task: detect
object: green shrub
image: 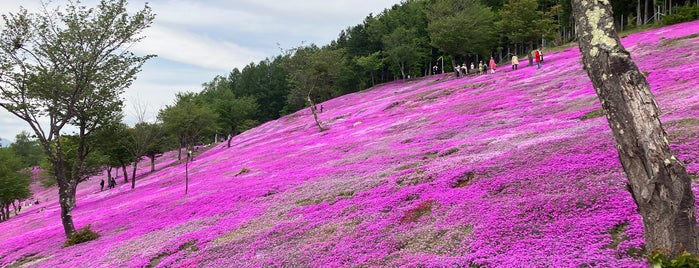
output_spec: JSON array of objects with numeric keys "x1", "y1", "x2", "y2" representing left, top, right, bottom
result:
[
  {"x1": 63, "y1": 225, "x2": 99, "y2": 247},
  {"x1": 235, "y1": 167, "x2": 250, "y2": 176},
  {"x1": 648, "y1": 251, "x2": 699, "y2": 268},
  {"x1": 664, "y1": 3, "x2": 699, "y2": 25}
]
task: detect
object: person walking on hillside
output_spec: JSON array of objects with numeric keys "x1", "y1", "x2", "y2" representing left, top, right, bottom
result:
[
  {"x1": 489, "y1": 57, "x2": 497, "y2": 74},
  {"x1": 100, "y1": 179, "x2": 105, "y2": 191},
  {"x1": 511, "y1": 54, "x2": 519, "y2": 70},
  {"x1": 535, "y1": 47, "x2": 543, "y2": 69}
]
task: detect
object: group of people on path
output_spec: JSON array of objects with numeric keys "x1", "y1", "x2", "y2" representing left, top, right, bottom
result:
[
  {"x1": 511, "y1": 47, "x2": 544, "y2": 70},
  {"x1": 450, "y1": 47, "x2": 544, "y2": 78},
  {"x1": 453, "y1": 56, "x2": 499, "y2": 77}
]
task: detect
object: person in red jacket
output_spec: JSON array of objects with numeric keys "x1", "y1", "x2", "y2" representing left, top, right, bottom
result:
[
  {"x1": 535, "y1": 47, "x2": 543, "y2": 69},
  {"x1": 489, "y1": 57, "x2": 497, "y2": 74}
]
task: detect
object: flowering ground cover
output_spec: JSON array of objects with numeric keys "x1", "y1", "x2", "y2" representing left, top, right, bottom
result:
[{"x1": 1, "y1": 21, "x2": 699, "y2": 267}]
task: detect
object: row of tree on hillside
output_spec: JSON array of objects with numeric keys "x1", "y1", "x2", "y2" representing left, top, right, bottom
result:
[{"x1": 196, "y1": 0, "x2": 699, "y2": 129}]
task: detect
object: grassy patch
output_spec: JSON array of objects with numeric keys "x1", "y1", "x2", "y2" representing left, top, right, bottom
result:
[
  {"x1": 396, "y1": 173, "x2": 434, "y2": 187},
  {"x1": 436, "y1": 131, "x2": 458, "y2": 140},
  {"x1": 666, "y1": 117, "x2": 699, "y2": 128},
  {"x1": 6, "y1": 253, "x2": 46, "y2": 268},
  {"x1": 177, "y1": 240, "x2": 199, "y2": 252},
  {"x1": 385, "y1": 100, "x2": 405, "y2": 110},
  {"x1": 452, "y1": 171, "x2": 475, "y2": 188},
  {"x1": 296, "y1": 197, "x2": 324, "y2": 206},
  {"x1": 660, "y1": 33, "x2": 699, "y2": 47},
  {"x1": 147, "y1": 252, "x2": 171, "y2": 268},
  {"x1": 439, "y1": 147, "x2": 460, "y2": 157},
  {"x1": 148, "y1": 240, "x2": 199, "y2": 267},
  {"x1": 396, "y1": 224, "x2": 473, "y2": 256},
  {"x1": 606, "y1": 221, "x2": 630, "y2": 251},
  {"x1": 580, "y1": 108, "x2": 605, "y2": 121},
  {"x1": 395, "y1": 162, "x2": 420, "y2": 171},
  {"x1": 422, "y1": 150, "x2": 439, "y2": 160}
]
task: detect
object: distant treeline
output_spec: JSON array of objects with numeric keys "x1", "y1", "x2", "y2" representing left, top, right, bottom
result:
[{"x1": 193, "y1": 0, "x2": 698, "y2": 130}]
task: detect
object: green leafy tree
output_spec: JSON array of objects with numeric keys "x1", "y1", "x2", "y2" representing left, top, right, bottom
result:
[
  {"x1": 10, "y1": 131, "x2": 44, "y2": 167},
  {"x1": 125, "y1": 122, "x2": 161, "y2": 189},
  {"x1": 354, "y1": 51, "x2": 384, "y2": 86},
  {"x1": 0, "y1": 0, "x2": 155, "y2": 237},
  {"x1": 92, "y1": 122, "x2": 132, "y2": 184},
  {"x1": 159, "y1": 92, "x2": 218, "y2": 160},
  {"x1": 200, "y1": 85, "x2": 259, "y2": 147},
  {"x1": 368, "y1": 0, "x2": 430, "y2": 79},
  {"x1": 0, "y1": 148, "x2": 31, "y2": 222},
  {"x1": 427, "y1": 0, "x2": 499, "y2": 72},
  {"x1": 499, "y1": 0, "x2": 558, "y2": 50},
  {"x1": 281, "y1": 45, "x2": 349, "y2": 131},
  {"x1": 383, "y1": 26, "x2": 430, "y2": 79}
]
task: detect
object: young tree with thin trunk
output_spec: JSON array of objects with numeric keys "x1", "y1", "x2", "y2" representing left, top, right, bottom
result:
[
  {"x1": 0, "y1": 0, "x2": 155, "y2": 238},
  {"x1": 572, "y1": 0, "x2": 698, "y2": 258}
]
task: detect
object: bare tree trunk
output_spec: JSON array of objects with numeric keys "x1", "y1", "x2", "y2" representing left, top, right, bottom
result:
[
  {"x1": 149, "y1": 156, "x2": 155, "y2": 172},
  {"x1": 120, "y1": 162, "x2": 129, "y2": 183},
  {"x1": 572, "y1": 0, "x2": 699, "y2": 258},
  {"x1": 637, "y1": 0, "x2": 642, "y2": 25},
  {"x1": 177, "y1": 138, "x2": 183, "y2": 161},
  {"x1": 53, "y1": 158, "x2": 77, "y2": 238},
  {"x1": 131, "y1": 160, "x2": 139, "y2": 189},
  {"x1": 307, "y1": 93, "x2": 326, "y2": 132},
  {"x1": 227, "y1": 126, "x2": 237, "y2": 148},
  {"x1": 645, "y1": 0, "x2": 651, "y2": 23}
]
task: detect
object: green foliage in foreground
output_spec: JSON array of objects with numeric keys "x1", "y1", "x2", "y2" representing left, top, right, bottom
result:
[
  {"x1": 63, "y1": 225, "x2": 99, "y2": 248},
  {"x1": 649, "y1": 250, "x2": 699, "y2": 267}
]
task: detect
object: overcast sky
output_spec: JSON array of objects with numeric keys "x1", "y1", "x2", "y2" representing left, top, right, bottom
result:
[{"x1": 0, "y1": 0, "x2": 402, "y2": 144}]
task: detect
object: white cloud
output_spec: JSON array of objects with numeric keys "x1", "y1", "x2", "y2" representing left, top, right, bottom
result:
[{"x1": 132, "y1": 24, "x2": 269, "y2": 71}]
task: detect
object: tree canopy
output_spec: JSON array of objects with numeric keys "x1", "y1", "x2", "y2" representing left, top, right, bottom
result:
[
  {"x1": 0, "y1": 0, "x2": 155, "y2": 238},
  {"x1": 0, "y1": 147, "x2": 31, "y2": 222}
]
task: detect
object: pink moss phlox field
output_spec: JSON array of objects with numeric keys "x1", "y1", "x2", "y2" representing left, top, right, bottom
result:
[{"x1": 2, "y1": 21, "x2": 699, "y2": 267}]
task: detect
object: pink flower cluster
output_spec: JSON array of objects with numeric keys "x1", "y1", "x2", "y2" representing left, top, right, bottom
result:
[{"x1": 1, "y1": 20, "x2": 699, "y2": 267}]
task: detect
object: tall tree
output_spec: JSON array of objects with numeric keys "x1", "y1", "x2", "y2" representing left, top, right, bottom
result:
[
  {"x1": 200, "y1": 86, "x2": 259, "y2": 148},
  {"x1": 125, "y1": 122, "x2": 160, "y2": 189},
  {"x1": 0, "y1": 0, "x2": 155, "y2": 238},
  {"x1": 499, "y1": 0, "x2": 558, "y2": 50},
  {"x1": 92, "y1": 122, "x2": 132, "y2": 184},
  {"x1": 572, "y1": 0, "x2": 698, "y2": 258},
  {"x1": 158, "y1": 92, "x2": 218, "y2": 160},
  {"x1": 354, "y1": 51, "x2": 384, "y2": 86},
  {"x1": 427, "y1": 0, "x2": 498, "y2": 72},
  {"x1": 367, "y1": 0, "x2": 431, "y2": 79},
  {"x1": 281, "y1": 44, "x2": 350, "y2": 131}
]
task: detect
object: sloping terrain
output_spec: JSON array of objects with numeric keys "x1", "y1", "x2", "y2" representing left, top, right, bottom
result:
[{"x1": 2, "y1": 21, "x2": 699, "y2": 267}]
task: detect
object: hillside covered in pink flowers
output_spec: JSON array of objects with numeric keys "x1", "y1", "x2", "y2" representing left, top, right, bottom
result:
[{"x1": 2, "y1": 21, "x2": 699, "y2": 267}]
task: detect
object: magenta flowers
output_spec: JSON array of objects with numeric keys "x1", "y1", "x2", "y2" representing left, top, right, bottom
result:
[{"x1": 2, "y1": 20, "x2": 699, "y2": 267}]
